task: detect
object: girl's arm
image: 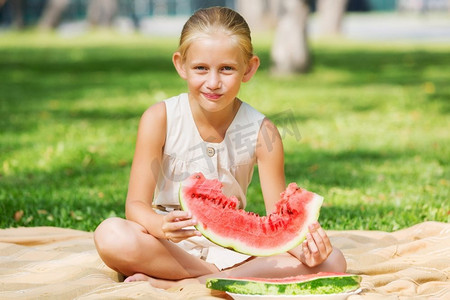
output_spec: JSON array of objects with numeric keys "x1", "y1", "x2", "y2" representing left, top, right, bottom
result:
[
  {"x1": 255, "y1": 118, "x2": 332, "y2": 267},
  {"x1": 125, "y1": 102, "x2": 199, "y2": 242},
  {"x1": 125, "y1": 102, "x2": 167, "y2": 238},
  {"x1": 255, "y1": 118, "x2": 286, "y2": 213}
]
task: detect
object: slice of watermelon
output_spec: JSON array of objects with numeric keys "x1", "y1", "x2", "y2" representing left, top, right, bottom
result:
[
  {"x1": 179, "y1": 173, "x2": 323, "y2": 256},
  {"x1": 206, "y1": 272, "x2": 361, "y2": 295}
]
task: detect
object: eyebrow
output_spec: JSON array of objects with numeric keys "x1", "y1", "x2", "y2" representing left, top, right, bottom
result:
[{"x1": 189, "y1": 60, "x2": 240, "y2": 66}]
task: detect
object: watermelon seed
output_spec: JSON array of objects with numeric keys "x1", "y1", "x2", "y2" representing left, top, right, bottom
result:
[{"x1": 246, "y1": 211, "x2": 260, "y2": 217}]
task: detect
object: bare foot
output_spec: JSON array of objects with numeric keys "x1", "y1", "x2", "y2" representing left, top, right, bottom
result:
[
  {"x1": 124, "y1": 273, "x2": 200, "y2": 289},
  {"x1": 124, "y1": 273, "x2": 152, "y2": 283}
]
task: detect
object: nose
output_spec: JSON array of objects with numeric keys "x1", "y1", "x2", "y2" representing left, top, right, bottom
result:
[{"x1": 206, "y1": 71, "x2": 221, "y2": 90}]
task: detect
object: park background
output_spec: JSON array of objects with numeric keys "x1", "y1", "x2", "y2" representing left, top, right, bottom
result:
[{"x1": 1, "y1": 0, "x2": 449, "y2": 232}]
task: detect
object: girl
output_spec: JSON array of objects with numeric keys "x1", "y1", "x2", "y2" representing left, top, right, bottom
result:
[{"x1": 94, "y1": 6, "x2": 346, "y2": 289}]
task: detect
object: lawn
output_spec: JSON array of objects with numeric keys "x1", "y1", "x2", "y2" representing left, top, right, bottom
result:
[{"x1": 0, "y1": 31, "x2": 449, "y2": 232}]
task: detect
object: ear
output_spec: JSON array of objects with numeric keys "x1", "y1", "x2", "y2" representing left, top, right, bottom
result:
[
  {"x1": 172, "y1": 52, "x2": 187, "y2": 80},
  {"x1": 242, "y1": 55, "x2": 260, "y2": 83}
]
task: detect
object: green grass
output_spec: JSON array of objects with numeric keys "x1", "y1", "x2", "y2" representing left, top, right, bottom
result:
[{"x1": 1, "y1": 31, "x2": 449, "y2": 232}]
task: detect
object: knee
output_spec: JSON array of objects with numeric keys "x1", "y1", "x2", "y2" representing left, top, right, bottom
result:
[
  {"x1": 94, "y1": 217, "x2": 129, "y2": 257},
  {"x1": 327, "y1": 248, "x2": 347, "y2": 273}
]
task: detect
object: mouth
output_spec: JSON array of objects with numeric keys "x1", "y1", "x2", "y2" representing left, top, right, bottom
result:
[{"x1": 202, "y1": 92, "x2": 222, "y2": 100}]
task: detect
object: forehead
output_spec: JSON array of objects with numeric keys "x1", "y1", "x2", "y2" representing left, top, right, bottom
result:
[{"x1": 185, "y1": 33, "x2": 245, "y2": 63}]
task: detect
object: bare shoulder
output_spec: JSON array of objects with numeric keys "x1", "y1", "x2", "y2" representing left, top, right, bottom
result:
[
  {"x1": 140, "y1": 101, "x2": 166, "y2": 126},
  {"x1": 260, "y1": 117, "x2": 279, "y2": 134},
  {"x1": 257, "y1": 117, "x2": 283, "y2": 156},
  {"x1": 137, "y1": 101, "x2": 167, "y2": 146}
]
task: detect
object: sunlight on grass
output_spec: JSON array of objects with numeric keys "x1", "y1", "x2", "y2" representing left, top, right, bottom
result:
[{"x1": 1, "y1": 32, "x2": 448, "y2": 231}]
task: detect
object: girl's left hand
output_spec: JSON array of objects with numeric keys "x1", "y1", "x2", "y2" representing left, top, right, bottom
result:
[{"x1": 298, "y1": 222, "x2": 333, "y2": 267}]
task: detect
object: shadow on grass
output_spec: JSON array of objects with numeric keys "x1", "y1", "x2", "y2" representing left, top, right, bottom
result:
[
  {"x1": 249, "y1": 148, "x2": 404, "y2": 190},
  {"x1": 428, "y1": 89, "x2": 450, "y2": 113},
  {"x1": 258, "y1": 47, "x2": 450, "y2": 87},
  {"x1": 247, "y1": 146, "x2": 422, "y2": 209},
  {"x1": 2, "y1": 42, "x2": 449, "y2": 135},
  {"x1": 319, "y1": 204, "x2": 403, "y2": 231},
  {"x1": 0, "y1": 161, "x2": 130, "y2": 231},
  {"x1": 0, "y1": 46, "x2": 184, "y2": 135},
  {"x1": 0, "y1": 45, "x2": 178, "y2": 106},
  {"x1": 0, "y1": 46, "x2": 174, "y2": 73},
  {"x1": 245, "y1": 181, "x2": 418, "y2": 231},
  {"x1": 283, "y1": 148, "x2": 398, "y2": 188}
]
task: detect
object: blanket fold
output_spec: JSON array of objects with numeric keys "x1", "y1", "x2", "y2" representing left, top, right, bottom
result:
[{"x1": 1, "y1": 222, "x2": 449, "y2": 299}]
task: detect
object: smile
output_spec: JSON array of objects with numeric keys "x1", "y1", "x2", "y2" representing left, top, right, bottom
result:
[{"x1": 202, "y1": 93, "x2": 222, "y2": 100}]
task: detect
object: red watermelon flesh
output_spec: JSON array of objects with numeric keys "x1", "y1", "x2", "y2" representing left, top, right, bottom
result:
[
  {"x1": 206, "y1": 272, "x2": 362, "y2": 295},
  {"x1": 179, "y1": 173, "x2": 323, "y2": 256}
]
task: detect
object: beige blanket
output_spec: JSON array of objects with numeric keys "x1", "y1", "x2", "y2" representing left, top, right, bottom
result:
[{"x1": 0, "y1": 221, "x2": 449, "y2": 299}]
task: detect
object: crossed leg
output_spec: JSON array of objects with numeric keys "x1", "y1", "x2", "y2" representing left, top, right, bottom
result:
[
  {"x1": 94, "y1": 217, "x2": 218, "y2": 281},
  {"x1": 94, "y1": 217, "x2": 346, "y2": 289}
]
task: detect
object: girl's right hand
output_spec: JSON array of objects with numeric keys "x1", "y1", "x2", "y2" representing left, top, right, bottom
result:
[{"x1": 161, "y1": 211, "x2": 201, "y2": 243}]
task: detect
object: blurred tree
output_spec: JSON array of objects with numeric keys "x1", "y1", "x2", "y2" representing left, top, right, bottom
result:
[
  {"x1": 10, "y1": 0, "x2": 24, "y2": 29},
  {"x1": 270, "y1": 0, "x2": 348, "y2": 74},
  {"x1": 87, "y1": 0, "x2": 118, "y2": 28},
  {"x1": 271, "y1": 0, "x2": 310, "y2": 74},
  {"x1": 38, "y1": 0, "x2": 70, "y2": 30},
  {"x1": 237, "y1": 0, "x2": 280, "y2": 30},
  {"x1": 236, "y1": 0, "x2": 266, "y2": 30},
  {"x1": 316, "y1": 0, "x2": 348, "y2": 36}
]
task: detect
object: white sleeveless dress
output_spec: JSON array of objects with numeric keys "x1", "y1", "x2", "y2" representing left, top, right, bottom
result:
[{"x1": 154, "y1": 93, "x2": 265, "y2": 270}]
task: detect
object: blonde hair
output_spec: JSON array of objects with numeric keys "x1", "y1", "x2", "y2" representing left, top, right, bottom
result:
[{"x1": 178, "y1": 6, "x2": 254, "y2": 63}]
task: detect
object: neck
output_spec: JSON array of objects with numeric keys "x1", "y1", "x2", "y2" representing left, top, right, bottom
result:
[{"x1": 189, "y1": 96, "x2": 241, "y2": 143}]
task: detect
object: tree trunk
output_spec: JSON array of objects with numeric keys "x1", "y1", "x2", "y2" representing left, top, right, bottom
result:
[
  {"x1": 87, "y1": 0, "x2": 118, "y2": 28},
  {"x1": 38, "y1": 0, "x2": 70, "y2": 30},
  {"x1": 236, "y1": 0, "x2": 279, "y2": 31},
  {"x1": 11, "y1": 0, "x2": 24, "y2": 29},
  {"x1": 271, "y1": 0, "x2": 310, "y2": 75},
  {"x1": 316, "y1": 0, "x2": 348, "y2": 37}
]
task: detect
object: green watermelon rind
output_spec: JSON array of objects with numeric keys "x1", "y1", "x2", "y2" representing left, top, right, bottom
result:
[
  {"x1": 178, "y1": 178, "x2": 323, "y2": 257},
  {"x1": 206, "y1": 274, "x2": 361, "y2": 295}
]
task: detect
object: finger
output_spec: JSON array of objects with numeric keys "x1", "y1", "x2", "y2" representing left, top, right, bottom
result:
[
  {"x1": 175, "y1": 228, "x2": 201, "y2": 237},
  {"x1": 166, "y1": 228, "x2": 201, "y2": 242},
  {"x1": 302, "y1": 240, "x2": 311, "y2": 262},
  {"x1": 302, "y1": 239, "x2": 320, "y2": 267},
  {"x1": 306, "y1": 232, "x2": 319, "y2": 255},
  {"x1": 162, "y1": 218, "x2": 197, "y2": 232},
  {"x1": 316, "y1": 224, "x2": 333, "y2": 255},
  {"x1": 163, "y1": 211, "x2": 196, "y2": 227},
  {"x1": 309, "y1": 224, "x2": 327, "y2": 255},
  {"x1": 165, "y1": 210, "x2": 192, "y2": 222}
]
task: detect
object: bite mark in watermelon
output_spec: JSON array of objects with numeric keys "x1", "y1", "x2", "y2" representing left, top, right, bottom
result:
[
  {"x1": 206, "y1": 272, "x2": 361, "y2": 295},
  {"x1": 179, "y1": 173, "x2": 323, "y2": 256}
]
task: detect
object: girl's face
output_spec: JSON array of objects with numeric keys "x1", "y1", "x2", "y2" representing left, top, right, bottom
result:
[{"x1": 173, "y1": 33, "x2": 259, "y2": 113}]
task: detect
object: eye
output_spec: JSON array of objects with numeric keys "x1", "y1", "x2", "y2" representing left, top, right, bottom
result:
[
  {"x1": 194, "y1": 66, "x2": 207, "y2": 71},
  {"x1": 221, "y1": 66, "x2": 235, "y2": 73}
]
